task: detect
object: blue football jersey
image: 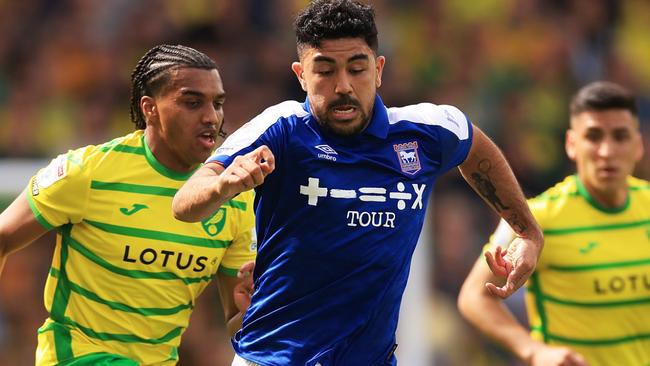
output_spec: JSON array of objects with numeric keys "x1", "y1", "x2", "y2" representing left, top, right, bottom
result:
[{"x1": 208, "y1": 95, "x2": 472, "y2": 366}]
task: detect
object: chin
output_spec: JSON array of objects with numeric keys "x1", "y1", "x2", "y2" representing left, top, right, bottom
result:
[{"x1": 325, "y1": 120, "x2": 367, "y2": 136}]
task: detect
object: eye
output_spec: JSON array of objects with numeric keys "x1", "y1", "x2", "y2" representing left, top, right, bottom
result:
[
  {"x1": 349, "y1": 68, "x2": 366, "y2": 75},
  {"x1": 613, "y1": 130, "x2": 631, "y2": 142},
  {"x1": 584, "y1": 130, "x2": 603, "y2": 142},
  {"x1": 185, "y1": 100, "x2": 201, "y2": 109},
  {"x1": 316, "y1": 70, "x2": 333, "y2": 76}
]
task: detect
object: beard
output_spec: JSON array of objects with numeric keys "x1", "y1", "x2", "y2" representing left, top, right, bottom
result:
[{"x1": 314, "y1": 95, "x2": 371, "y2": 136}]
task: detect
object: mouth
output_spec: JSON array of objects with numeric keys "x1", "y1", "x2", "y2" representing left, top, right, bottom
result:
[
  {"x1": 330, "y1": 105, "x2": 358, "y2": 121},
  {"x1": 597, "y1": 166, "x2": 619, "y2": 178},
  {"x1": 197, "y1": 131, "x2": 217, "y2": 149}
]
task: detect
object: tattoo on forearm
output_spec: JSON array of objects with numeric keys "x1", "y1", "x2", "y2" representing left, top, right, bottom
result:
[
  {"x1": 506, "y1": 213, "x2": 528, "y2": 235},
  {"x1": 471, "y1": 159, "x2": 510, "y2": 212}
]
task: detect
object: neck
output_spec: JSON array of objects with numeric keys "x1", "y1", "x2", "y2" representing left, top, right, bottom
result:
[
  {"x1": 581, "y1": 179, "x2": 628, "y2": 209},
  {"x1": 144, "y1": 129, "x2": 196, "y2": 173}
]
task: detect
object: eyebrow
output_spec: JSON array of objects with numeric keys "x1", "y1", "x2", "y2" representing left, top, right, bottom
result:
[
  {"x1": 313, "y1": 53, "x2": 370, "y2": 64},
  {"x1": 180, "y1": 89, "x2": 226, "y2": 99}
]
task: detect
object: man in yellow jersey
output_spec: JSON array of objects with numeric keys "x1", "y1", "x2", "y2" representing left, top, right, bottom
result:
[
  {"x1": 458, "y1": 81, "x2": 649, "y2": 366},
  {"x1": 0, "y1": 44, "x2": 256, "y2": 365}
]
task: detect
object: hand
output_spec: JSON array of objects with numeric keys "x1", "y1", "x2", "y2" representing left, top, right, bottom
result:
[
  {"x1": 530, "y1": 344, "x2": 589, "y2": 366},
  {"x1": 485, "y1": 235, "x2": 541, "y2": 298},
  {"x1": 217, "y1": 146, "x2": 275, "y2": 198},
  {"x1": 233, "y1": 261, "x2": 255, "y2": 313}
]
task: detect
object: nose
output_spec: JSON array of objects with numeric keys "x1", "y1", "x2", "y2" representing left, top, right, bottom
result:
[
  {"x1": 204, "y1": 104, "x2": 223, "y2": 126},
  {"x1": 334, "y1": 73, "x2": 353, "y2": 95},
  {"x1": 597, "y1": 137, "x2": 614, "y2": 157}
]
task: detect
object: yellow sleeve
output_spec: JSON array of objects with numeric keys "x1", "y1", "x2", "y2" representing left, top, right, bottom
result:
[
  {"x1": 26, "y1": 148, "x2": 92, "y2": 229},
  {"x1": 218, "y1": 190, "x2": 257, "y2": 277}
]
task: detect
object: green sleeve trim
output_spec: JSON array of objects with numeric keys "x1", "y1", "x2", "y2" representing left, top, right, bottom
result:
[
  {"x1": 223, "y1": 200, "x2": 247, "y2": 211},
  {"x1": 218, "y1": 266, "x2": 239, "y2": 277},
  {"x1": 26, "y1": 189, "x2": 55, "y2": 230}
]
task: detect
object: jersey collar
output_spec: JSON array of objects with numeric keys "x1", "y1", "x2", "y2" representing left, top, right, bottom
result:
[
  {"x1": 302, "y1": 94, "x2": 389, "y2": 139},
  {"x1": 574, "y1": 175, "x2": 630, "y2": 214}
]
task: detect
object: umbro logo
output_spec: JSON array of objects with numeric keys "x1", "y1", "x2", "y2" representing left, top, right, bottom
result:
[
  {"x1": 315, "y1": 144, "x2": 337, "y2": 161},
  {"x1": 315, "y1": 144, "x2": 337, "y2": 155}
]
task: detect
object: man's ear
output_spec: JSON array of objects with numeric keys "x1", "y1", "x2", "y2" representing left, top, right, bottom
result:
[
  {"x1": 375, "y1": 56, "x2": 385, "y2": 88},
  {"x1": 565, "y1": 129, "x2": 577, "y2": 161},
  {"x1": 291, "y1": 62, "x2": 308, "y2": 92},
  {"x1": 140, "y1": 96, "x2": 158, "y2": 125}
]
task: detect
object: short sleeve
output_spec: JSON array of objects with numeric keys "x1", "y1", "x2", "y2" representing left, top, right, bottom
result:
[
  {"x1": 438, "y1": 105, "x2": 473, "y2": 172},
  {"x1": 218, "y1": 190, "x2": 257, "y2": 276},
  {"x1": 27, "y1": 149, "x2": 91, "y2": 229},
  {"x1": 207, "y1": 101, "x2": 306, "y2": 168}
]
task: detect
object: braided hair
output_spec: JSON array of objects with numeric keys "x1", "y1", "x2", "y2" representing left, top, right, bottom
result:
[{"x1": 129, "y1": 44, "x2": 218, "y2": 129}]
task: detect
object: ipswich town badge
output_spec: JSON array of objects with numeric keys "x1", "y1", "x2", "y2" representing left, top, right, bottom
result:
[{"x1": 394, "y1": 141, "x2": 421, "y2": 175}]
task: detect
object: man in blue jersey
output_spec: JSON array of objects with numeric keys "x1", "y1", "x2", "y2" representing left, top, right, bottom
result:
[{"x1": 173, "y1": 1, "x2": 543, "y2": 365}]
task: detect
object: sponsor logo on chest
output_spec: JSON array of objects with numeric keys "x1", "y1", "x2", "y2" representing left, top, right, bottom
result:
[{"x1": 299, "y1": 177, "x2": 426, "y2": 229}]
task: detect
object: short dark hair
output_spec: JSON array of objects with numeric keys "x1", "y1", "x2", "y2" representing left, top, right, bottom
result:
[
  {"x1": 294, "y1": 0, "x2": 378, "y2": 57},
  {"x1": 129, "y1": 44, "x2": 218, "y2": 129},
  {"x1": 570, "y1": 81, "x2": 638, "y2": 117}
]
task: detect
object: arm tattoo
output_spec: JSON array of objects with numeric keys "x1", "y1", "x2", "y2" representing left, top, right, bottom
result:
[
  {"x1": 470, "y1": 159, "x2": 510, "y2": 212},
  {"x1": 506, "y1": 213, "x2": 528, "y2": 235}
]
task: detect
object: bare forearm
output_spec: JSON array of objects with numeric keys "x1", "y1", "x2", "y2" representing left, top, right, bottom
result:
[
  {"x1": 172, "y1": 166, "x2": 230, "y2": 222},
  {"x1": 459, "y1": 127, "x2": 541, "y2": 241},
  {"x1": 226, "y1": 311, "x2": 244, "y2": 337},
  {"x1": 458, "y1": 262, "x2": 541, "y2": 362}
]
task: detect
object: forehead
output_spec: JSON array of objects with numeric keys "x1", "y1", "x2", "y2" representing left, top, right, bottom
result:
[
  {"x1": 163, "y1": 67, "x2": 224, "y2": 96},
  {"x1": 572, "y1": 109, "x2": 638, "y2": 131},
  {"x1": 302, "y1": 38, "x2": 375, "y2": 62}
]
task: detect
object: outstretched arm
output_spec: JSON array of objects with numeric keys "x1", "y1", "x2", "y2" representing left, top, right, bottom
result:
[
  {"x1": 458, "y1": 125, "x2": 543, "y2": 298},
  {"x1": 0, "y1": 191, "x2": 50, "y2": 276},
  {"x1": 458, "y1": 256, "x2": 589, "y2": 366},
  {"x1": 172, "y1": 146, "x2": 275, "y2": 222}
]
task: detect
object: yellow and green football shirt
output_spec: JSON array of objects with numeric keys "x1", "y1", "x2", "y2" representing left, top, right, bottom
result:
[
  {"x1": 489, "y1": 175, "x2": 650, "y2": 366},
  {"x1": 26, "y1": 130, "x2": 256, "y2": 366}
]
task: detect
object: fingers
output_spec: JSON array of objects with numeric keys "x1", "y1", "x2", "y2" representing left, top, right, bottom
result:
[
  {"x1": 484, "y1": 246, "x2": 515, "y2": 298},
  {"x1": 226, "y1": 145, "x2": 276, "y2": 191},
  {"x1": 566, "y1": 352, "x2": 589, "y2": 366},
  {"x1": 485, "y1": 281, "x2": 513, "y2": 298},
  {"x1": 238, "y1": 261, "x2": 255, "y2": 279},
  {"x1": 485, "y1": 246, "x2": 509, "y2": 278},
  {"x1": 248, "y1": 145, "x2": 275, "y2": 174}
]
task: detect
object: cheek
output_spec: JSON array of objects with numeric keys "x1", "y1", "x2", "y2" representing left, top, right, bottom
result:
[{"x1": 310, "y1": 94, "x2": 327, "y2": 109}]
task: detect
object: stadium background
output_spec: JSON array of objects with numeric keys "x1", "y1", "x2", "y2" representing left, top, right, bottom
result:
[{"x1": 0, "y1": 0, "x2": 649, "y2": 364}]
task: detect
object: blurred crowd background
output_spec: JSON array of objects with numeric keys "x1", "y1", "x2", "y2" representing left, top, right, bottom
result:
[{"x1": 1, "y1": 0, "x2": 649, "y2": 365}]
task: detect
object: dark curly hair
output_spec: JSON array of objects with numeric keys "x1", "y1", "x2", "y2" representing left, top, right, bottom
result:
[
  {"x1": 570, "y1": 81, "x2": 637, "y2": 117},
  {"x1": 129, "y1": 44, "x2": 218, "y2": 129},
  {"x1": 294, "y1": 0, "x2": 378, "y2": 57}
]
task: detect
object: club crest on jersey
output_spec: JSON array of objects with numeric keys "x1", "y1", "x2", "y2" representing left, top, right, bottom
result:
[
  {"x1": 201, "y1": 208, "x2": 227, "y2": 237},
  {"x1": 394, "y1": 141, "x2": 421, "y2": 175}
]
